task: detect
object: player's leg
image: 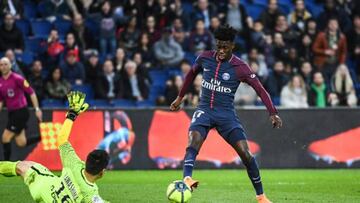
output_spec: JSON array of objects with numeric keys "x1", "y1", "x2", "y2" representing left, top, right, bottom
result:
[
  {"x1": 14, "y1": 129, "x2": 27, "y2": 147},
  {"x1": 2, "y1": 129, "x2": 15, "y2": 160},
  {"x1": 226, "y1": 129, "x2": 271, "y2": 202}
]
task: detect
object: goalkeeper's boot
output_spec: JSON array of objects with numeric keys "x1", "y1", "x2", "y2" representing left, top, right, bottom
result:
[
  {"x1": 256, "y1": 194, "x2": 272, "y2": 203},
  {"x1": 183, "y1": 176, "x2": 199, "y2": 192}
]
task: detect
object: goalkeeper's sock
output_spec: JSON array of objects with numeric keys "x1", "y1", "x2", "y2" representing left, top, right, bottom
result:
[
  {"x1": 3, "y1": 143, "x2": 11, "y2": 161},
  {"x1": 183, "y1": 147, "x2": 198, "y2": 178},
  {"x1": 244, "y1": 157, "x2": 263, "y2": 195},
  {"x1": 0, "y1": 161, "x2": 19, "y2": 177}
]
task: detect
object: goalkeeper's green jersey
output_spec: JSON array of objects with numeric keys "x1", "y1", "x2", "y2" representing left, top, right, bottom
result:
[{"x1": 57, "y1": 142, "x2": 105, "y2": 203}]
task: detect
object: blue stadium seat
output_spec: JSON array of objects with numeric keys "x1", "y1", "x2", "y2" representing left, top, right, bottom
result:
[
  {"x1": 184, "y1": 52, "x2": 196, "y2": 63},
  {"x1": 182, "y1": 2, "x2": 193, "y2": 14},
  {"x1": 85, "y1": 18, "x2": 99, "y2": 37},
  {"x1": 136, "y1": 100, "x2": 155, "y2": 108},
  {"x1": 41, "y1": 99, "x2": 65, "y2": 108},
  {"x1": 278, "y1": 0, "x2": 293, "y2": 7},
  {"x1": 149, "y1": 70, "x2": 168, "y2": 87},
  {"x1": 71, "y1": 84, "x2": 94, "y2": 99},
  {"x1": 25, "y1": 37, "x2": 47, "y2": 54},
  {"x1": 24, "y1": 3, "x2": 37, "y2": 19},
  {"x1": 15, "y1": 52, "x2": 34, "y2": 66},
  {"x1": 246, "y1": 4, "x2": 266, "y2": 20},
  {"x1": 306, "y1": 2, "x2": 323, "y2": 18},
  {"x1": 88, "y1": 99, "x2": 112, "y2": 108},
  {"x1": 149, "y1": 85, "x2": 166, "y2": 102},
  {"x1": 112, "y1": 99, "x2": 136, "y2": 108},
  {"x1": 31, "y1": 20, "x2": 53, "y2": 39},
  {"x1": 16, "y1": 19, "x2": 31, "y2": 37},
  {"x1": 278, "y1": 4, "x2": 293, "y2": 15},
  {"x1": 54, "y1": 20, "x2": 72, "y2": 39}
]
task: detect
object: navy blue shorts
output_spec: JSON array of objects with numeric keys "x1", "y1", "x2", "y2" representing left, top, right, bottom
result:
[{"x1": 189, "y1": 108, "x2": 247, "y2": 145}]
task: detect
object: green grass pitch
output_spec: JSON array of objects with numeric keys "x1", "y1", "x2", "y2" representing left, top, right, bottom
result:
[{"x1": 1, "y1": 169, "x2": 360, "y2": 202}]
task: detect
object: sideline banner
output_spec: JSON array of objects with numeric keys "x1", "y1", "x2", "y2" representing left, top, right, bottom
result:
[{"x1": 0, "y1": 109, "x2": 359, "y2": 169}]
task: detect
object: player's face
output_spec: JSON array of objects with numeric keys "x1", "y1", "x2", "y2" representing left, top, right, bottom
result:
[{"x1": 216, "y1": 40, "x2": 234, "y2": 61}]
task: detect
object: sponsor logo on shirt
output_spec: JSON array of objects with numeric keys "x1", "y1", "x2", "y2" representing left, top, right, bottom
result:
[
  {"x1": 7, "y1": 89, "x2": 14, "y2": 98},
  {"x1": 202, "y1": 78, "x2": 231, "y2": 93}
]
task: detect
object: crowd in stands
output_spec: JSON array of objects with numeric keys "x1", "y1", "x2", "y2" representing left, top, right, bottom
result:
[{"x1": 0, "y1": 0, "x2": 360, "y2": 108}]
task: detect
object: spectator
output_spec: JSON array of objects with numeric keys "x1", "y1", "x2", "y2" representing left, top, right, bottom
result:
[
  {"x1": 113, "y1": 47, "x2": 126, "y2": 75},
  {"x1": 84, "y1": 49, "x2": 101, "y2": 86},
  {"x1": 331, "y1": 64, "x2": 358, "y2": 106},
  {"x1": 284, "y1": 47, "x2": 301, "y2": 73},
  {"x1": 0, "y1": 13, "x2": 24, "y2": 53},
  {"x1": 186, "y1": 74, "x2": 202, "y2": 107},
  {"x1": 312, "y1": 18, "x2": 347, "y2": 81},
  {"x1": 45, "y1": 67, "x2": 71, "y2": 100},
  {"x1": 288, "y1": 0, "x2": 312, "y2": 33},
  {"x1": 47, "y1": 29, "x2": 64, "y2": 64},
  {"x1": 66, "y1": 0, "x2": 93, "y2": 16},
  {"x1": 98, "y1": 0, "x2": 116, "y2": 57},
  {"x1": 274, "y1": 14, "x2": 299, "y2": 45},
  {"x1": 308, "y1": 71, "x2": 338, "y2": 107},
  {"x1": 242, "y1": 47, "x2": 269, "y2": 82},
  {"x1": 61, "y1": 32, "x2": 82, "y2": 63},
  {"x1": 305, "y1": 18, "x2": 318, "y2": 42},
  {"x1": 164, "y1": 75, "x2": 183, "y2": 105},
  {"x1": 118, "y1": 16, "x2": 141, "y2": 56},
  {"x1": 224, "y1": 0, "x2": 252, "y2": 37},
  {"x1": 317, "y1": 0, "x2": 352, "y2": 33},
  {"x1": 154, "y1": 27, "x2": 184, "y2": 68},
  {"x1": 144, "y1": 15, "x2": 161, "y2": 46},
  {"x1": 298, "y1": 34, "x2": 314, "y2": 62},
  {"x1": 40, "y1": 0, "x2": 71, "y2": 22},
  {"x1": 4, "y1": 49, "x2": 26, "y2": 76},
  {"x1": 60, "y1": 50, "x2": 86, "y2": 85},
  {"x1": 0, "y1": 0, "x2": 23, "y2": 19},
  {"x1": 123, "y1": 60, "x2": 149, "y2": 101},
  {"x1": 250, "y1": 21, "x2": 267, "y2": 51},
  {"x1": 133, "y1": 52, "x2": 151, "y2": 84},
  {"x1": 188, "y1": 19, "x2": 214, "y2": 55},
  {"x1": 299, "y1": 61, "x2": 313, "y2": 88},
  {"x1": 259, "y1": 0, "x2": 283, "y2": 31},
  {"x1": 192, "y1": 0, "x2": 217, "y2": 29},
  {"x1": 68, "y1": 13, "x2": 94, "y2": 50},
  {"x1": 155, "y1": 0, "x2": 172, "y2": 29},
  {"x1": 209, "y1": 16, "x2": 221, "y2": 34},
  {"x1": 137, "y1": 33, "x2": 155, "y2": 69},
  {"x1": 95, "y1": 59, "x2": 122, "y2": 99},
  {"x1": 169, "y1": 0, "x2": 191, "y2": 32},
  {"x1": 280, "y1": 75, "x2": 309, "y2": 108},
  {"x1": 172, "y1": 19, "x2": 188, "y2": 51},
  {"x1": 28, "y1": 60, "x2": 45, "y2": 103},
  {"x1": 265, "y1": 60, "x2": 289, "y2": 98},
  {"x1": 273, "y1": 33, "x2": 288, "y2": 61},
  {"x1": 180, "y1": 60, "x2": 191, "y2": 79},
  {"x1": 346, "y1": 15, "x2": 360, "y2": 78},
  {"x1": 234, "y1": 83, "x2": 258, "y2": 106},
  {"x1": 142, "y1": 0, "x2": 158, "y2": 19}
]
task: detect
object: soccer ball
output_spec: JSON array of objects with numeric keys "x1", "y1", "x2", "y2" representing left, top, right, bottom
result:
[{"x1": 166, "y1": 180, "x2": 192, "y2": 203}]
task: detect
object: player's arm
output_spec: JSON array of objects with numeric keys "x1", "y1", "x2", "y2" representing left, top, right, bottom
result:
[
  {"x1": 170, "y1": 57, "x2": 203, "y2": 111},
  {"x1": 17, "y1": 76, "x2": 43, "y2": 121},
  {"x1": 0, "y1": 101, "x2": 3, "y2": 112},
  {"x1": 58, "y1": 91, "x2": 89, "y2": 167},
  {"x1": 238, "y1": 63, "x2": 282, "y2": 128}
]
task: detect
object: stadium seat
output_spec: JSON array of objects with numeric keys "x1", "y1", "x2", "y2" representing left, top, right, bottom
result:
[
  {"x1": 16, "y1": 19, "x2": 31, "y2": 37},
  {"x1": 23, "y1": 3, "x2": 37, "y2": 19},
  {"x1": 54, "y1": 20, "x2": 72, "y2": 39},
  {"x1": 278, "y1": 4, "x2": 293, "y2": 15},
  {"x1": 41, "y1": 99, "x2": 65, "y2": 108},
  {"x1": 88, "y1": 99, "x2": 112, "y2": 108},
  {"x1": 184, "y1": 52, "x2": 196, "y2": 63},
  {"x1": 85, "y1": 18, "x2": 99, "y2": 38},
  {"x1": 182, "y1": 2, "x2": 193, "y2": 14},
  {"x1": 245, "y1": 4, "x2": 266, "y2": 20},
  {"x1": 306, "y1": 2, "x2": 324, "y2": 18},
  {"x1": 112, "y1": 99, "x2": 136, "y2": 107},
  {"x1": 25, "y1": 37, "x2": 47, "y2": 54},
  {"x1": 31, "y1": 20, "x2": 53, "y2": 39},
  {"x1": 71, "y1": 84, "x2": 94, "y2": 99},
  {"x1": 149, "y1": 70, "x2": 168, "y2": 87},
  {"x1": 136, "y1": 100, "x2": 155, "y2": 108},
  {"x1": 15, "y1": 52, "x2": 34, "y2": 66}
]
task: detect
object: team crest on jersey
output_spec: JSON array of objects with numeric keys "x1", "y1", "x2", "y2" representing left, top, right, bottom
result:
[
  {"x1": 7, "y1": 89, "x2": 14, "y2": 97},
  {"x1": 222, "y1": 73, "x2": 230, "y2": 80},
  {"x1": 250, "y1": 74, "x2": 256, "y2": 78}
]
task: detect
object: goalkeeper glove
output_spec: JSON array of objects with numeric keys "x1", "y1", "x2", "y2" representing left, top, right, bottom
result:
[{"x1": 66, "y1": 91, "x2": 89, "y2": 121}]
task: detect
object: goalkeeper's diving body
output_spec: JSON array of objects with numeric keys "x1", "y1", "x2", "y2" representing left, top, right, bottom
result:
[{"x1": 0, "y1": 91, "x2": 110, "y2": 203}]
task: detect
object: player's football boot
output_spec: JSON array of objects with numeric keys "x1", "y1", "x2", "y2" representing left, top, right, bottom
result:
[
  {"x1": 183, "y1": 176, "x2": 199, "y2": 192},
  {"x1": 256, "y1": 194, "x2": 272, "y2": 203}
]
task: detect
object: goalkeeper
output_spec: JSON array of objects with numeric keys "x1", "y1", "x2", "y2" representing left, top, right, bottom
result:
[{"x1": 0, "y1": 91, "x2": 110, "y2": 203}]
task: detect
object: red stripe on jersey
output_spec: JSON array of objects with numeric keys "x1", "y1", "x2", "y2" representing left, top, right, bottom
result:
[{"x1": 210, "y1": 61, "x2": 221, "y2": 108}]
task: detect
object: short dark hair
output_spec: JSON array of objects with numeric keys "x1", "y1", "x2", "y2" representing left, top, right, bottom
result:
[
  {"x1": 85, "y1": 150, "x2": 109, "y2": 175},
  {"x1": 214, "y1": 24, "x2": 237, "y2": 42}
]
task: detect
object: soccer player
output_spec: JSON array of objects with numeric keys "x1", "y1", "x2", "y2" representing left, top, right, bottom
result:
[
  {"x1": 0, "y1": 57, "x2": 42, "y2": 160},
  {"x1": 0, "y1": 91, "x2": 110, "y2": 203},
  {"x1": 170, "y1": 25, "x2": 283, "y2": 203}
]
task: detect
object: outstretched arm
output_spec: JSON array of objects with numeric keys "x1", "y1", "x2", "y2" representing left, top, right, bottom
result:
[{"x1": 58, "y1": 91, "x2": 89, "y2": 167}]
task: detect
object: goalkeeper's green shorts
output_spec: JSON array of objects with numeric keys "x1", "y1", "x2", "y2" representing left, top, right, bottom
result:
[{"x1": 24, "y1": 163, "x2": 61, "y2": 203}]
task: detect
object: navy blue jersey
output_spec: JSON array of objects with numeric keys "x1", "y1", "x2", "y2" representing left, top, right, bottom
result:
[{"x1": 179, "y1": 51, "x2": 277, "y2": 115}]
